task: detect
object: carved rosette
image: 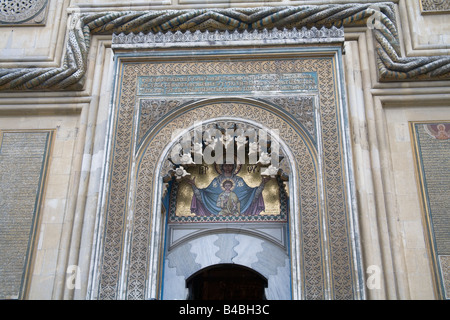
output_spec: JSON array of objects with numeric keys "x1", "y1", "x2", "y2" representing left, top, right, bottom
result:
[
  {"x1": 0, "y1": 0, "x2": 48, "y2": 25},
  {"x1": 421, "y1": 0, "x2": 450, "y2": 14}
]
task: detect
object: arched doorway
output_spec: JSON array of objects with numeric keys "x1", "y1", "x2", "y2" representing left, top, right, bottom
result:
[
  {"x1": 158, "y1": 115, "x2": 293, "y2": 300},
  {"x1": 186, "y1": 264, "x2": 267, "y2": 300}
]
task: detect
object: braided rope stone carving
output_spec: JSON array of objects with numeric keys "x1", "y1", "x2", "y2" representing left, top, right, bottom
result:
[{"x1": 0, "y1": 2, "x2": 449, "y2": 91}]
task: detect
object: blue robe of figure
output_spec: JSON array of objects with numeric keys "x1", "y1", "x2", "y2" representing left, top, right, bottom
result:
[{"x1": 191, "y1": 174, "x2": 265, "y2": 216}]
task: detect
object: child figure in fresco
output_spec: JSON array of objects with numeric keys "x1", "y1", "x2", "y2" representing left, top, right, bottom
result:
[
  {"x1": 187, "y1": 163, "x2": 267, "y2": 217},
  {"x1": 216, "y1": 180, "x2": 240, "y2": 216}
]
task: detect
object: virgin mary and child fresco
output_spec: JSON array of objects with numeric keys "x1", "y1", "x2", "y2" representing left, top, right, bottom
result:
[{"x1": 185, "y1": 163, "x2": 270, "y2": 217}]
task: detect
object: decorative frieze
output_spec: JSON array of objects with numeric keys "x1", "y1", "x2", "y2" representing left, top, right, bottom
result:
[{"x1": 112, "y1": 27, "x2": 345, "y2": 49}]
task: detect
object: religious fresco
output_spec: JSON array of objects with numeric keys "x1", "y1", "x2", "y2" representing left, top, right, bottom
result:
[
  {"x1": 424, "y1": 123, "x2": 450, "y2": 140},
  {"x1": 167, "y1": 162, "x2": 288, "y2": 223},
  {"x1": 164, "y1": 120, "x2": 289, "y2": 223}
]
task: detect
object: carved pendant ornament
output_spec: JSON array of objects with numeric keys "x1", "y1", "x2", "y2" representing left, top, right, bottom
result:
[{"x1": 1, "y1": 2, "x2": 450, "y2": 90}]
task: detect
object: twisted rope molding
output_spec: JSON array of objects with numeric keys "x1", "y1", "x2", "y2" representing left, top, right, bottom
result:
[{"x1": 0, "y1": 2, "x2": 449, "y2": 91}]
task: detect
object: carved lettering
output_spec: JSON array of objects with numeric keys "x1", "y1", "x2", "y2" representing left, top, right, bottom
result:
[{"x1": 138, "y1": 73, "x2": 318, "y2": 96}]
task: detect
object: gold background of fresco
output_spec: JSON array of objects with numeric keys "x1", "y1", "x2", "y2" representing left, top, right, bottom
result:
[{"x1": 175, "y1": 163, "x2": 282, "y2": 217}]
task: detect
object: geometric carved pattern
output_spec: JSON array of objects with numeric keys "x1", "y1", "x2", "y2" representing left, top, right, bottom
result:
[
  {"x1": 1, "y1": 2, "x2": 450, "y2": 90},
  {"x1": 137, "y1": 99, "x2": 193, "y2": 148},
  {"x1": 261, "y1": 96, "x2": 316, "y2": 143},
  {"x1": 97, "y1": 47, "x2": 357, "y2": 300}
]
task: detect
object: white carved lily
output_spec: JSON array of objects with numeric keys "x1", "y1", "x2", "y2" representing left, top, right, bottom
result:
[
  {"x1": 180, "y1": 153, "x2": 194, "y2": 165},
  {"x1": 235, "y1": 135, "x2": 248, "y2": 149},
  {"x1": 220, "y1": 133, "x2": 234, "y2": 149},
  {"x1": 193, "y1": 142, "x2": 203, "y2": 155},
  {"x1": 261, "y1": 165, "x2": 279, "y2": 178},
  {"x1": 174, "y1": 166, "x2": 190, "y2": 180},
  {"x1": 248, "y1": 141, "x2": 260, "y2": 156},
  {"x1": 257, "y1": 152, "x2": 272, "y2": 165},
  {"x1": 170, "y1": 143, "x2": 183, "y2": 160},
  {"x1": 204, "y1": 136, "x2": 217, "y2": 150}
]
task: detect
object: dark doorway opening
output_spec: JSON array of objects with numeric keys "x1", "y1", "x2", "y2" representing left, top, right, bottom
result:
[{"x1": 186, "y1": 264, "x2": 268, "y2": 300}]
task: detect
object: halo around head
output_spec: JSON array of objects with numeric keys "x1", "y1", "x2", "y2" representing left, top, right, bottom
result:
[
  {"x1": 214, "y1": 162, "x2": 242, "y2": 175},
  {"x1": 221, "y1": 179, "x2": 235, "y2": 191}
]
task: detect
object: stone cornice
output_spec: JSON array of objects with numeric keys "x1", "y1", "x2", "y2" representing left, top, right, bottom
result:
[
  {"x1": 111, "y1": 26, "x2": 345, "y2": 49},
  {"x1": 0, "y1": 2, "x2": 449, "y2": 91}
]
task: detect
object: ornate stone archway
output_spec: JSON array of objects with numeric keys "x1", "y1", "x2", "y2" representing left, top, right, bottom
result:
[
  {"x1": 90, "y1": 30, "x2": 362, "y2": 300},
  {"x1": 135, "y1": 100, "x2": 315, "y2": 300}
]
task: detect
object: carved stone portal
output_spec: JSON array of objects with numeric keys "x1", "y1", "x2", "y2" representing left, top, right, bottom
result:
[{"x1": 91, "y1": 28, "x2": 362, "y2": 300}]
